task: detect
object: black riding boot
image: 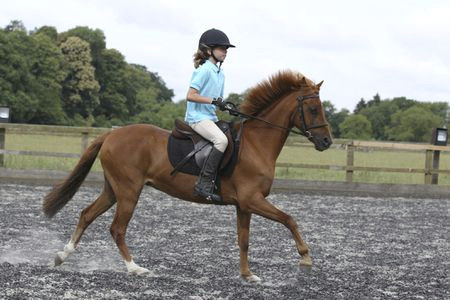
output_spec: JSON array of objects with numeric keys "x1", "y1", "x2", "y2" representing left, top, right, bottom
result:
[{"x1": 194, "y1": 147, "x2": 224, "y2": 203}]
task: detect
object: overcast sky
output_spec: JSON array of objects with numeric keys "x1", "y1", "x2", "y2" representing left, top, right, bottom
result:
[{"x1": 2, "y1": 0, "x2": 450, "y2": 110}]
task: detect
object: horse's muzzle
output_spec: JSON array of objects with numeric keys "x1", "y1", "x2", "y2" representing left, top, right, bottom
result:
[{"x1": 312, "y1": 136, "x2": 332, "y2": 151}]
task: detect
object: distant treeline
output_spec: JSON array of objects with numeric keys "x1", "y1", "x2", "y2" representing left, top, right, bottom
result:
[
  {"x1": 324, "y1": 94, "x2": 447, "y2": 142},
  {"x1": 0, "y1": 20, "x2": 447, "y2": 142},
  {"x1": 0, "y1": 20, "x2": 180, "y2": 128}
]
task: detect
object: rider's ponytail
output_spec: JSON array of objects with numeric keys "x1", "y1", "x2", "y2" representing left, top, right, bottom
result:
[{"x1": 193, "y1": 43, "x2": 210, "y2": 68}]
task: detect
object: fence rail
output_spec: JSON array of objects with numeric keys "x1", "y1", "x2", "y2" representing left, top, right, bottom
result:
[{"x1": 1, "y1": 123, "x2": 449, "y2": 185}]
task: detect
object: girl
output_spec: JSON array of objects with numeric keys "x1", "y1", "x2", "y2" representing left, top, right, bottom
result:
[{"x1": 185, "y1": 28, "x2": 235, "y2": 202}]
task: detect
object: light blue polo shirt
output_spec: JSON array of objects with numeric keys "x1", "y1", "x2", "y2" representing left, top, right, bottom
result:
[{"x1": 185, "y1": 60, "x2": 225, "y2": 123}]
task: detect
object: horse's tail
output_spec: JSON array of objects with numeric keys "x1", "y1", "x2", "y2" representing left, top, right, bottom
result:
[{"x1": 43, "y1": 132, "x2": 110, "y2": 218}]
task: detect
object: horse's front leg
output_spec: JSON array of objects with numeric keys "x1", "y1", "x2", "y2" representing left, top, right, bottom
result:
[
  {"x1": 236, "y1": 207, "x2": 261, "y2": 282},
  {"x1": 247, "y1": 194, "x2": 312, "y2": 267}
]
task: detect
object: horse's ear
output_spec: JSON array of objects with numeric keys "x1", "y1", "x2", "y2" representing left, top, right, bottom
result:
[
  {"x1": 300, "y1": 77, "x2": 307, "y2": 85},
  {"x1": 316, "y1": 80, "x2": 324, "y2": 89}
]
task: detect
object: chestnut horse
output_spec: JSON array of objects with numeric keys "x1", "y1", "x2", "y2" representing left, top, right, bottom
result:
[{"x1": 43, "y1": 71, "x2": 332, "y2": 282}]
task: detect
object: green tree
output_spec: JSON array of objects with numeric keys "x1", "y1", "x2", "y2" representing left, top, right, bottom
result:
[
  {"x1": 339, "y1": 114, "x2": 372, "y2": 140},
  {"x1": 0, "y1": 28, "x2": 35, "y2": 122},
  {"x1": 147, "y1": 70, "x2": 174, "y2": 102},
  {"x1": 225, "y1": 92, "x2": 246, "y2": 106},
  {"x1": 94, "y1": 48, "x2": 128, "y2": 121},
  {"x1": 32, "y1": 26, "x2": 58, "y2": 41},
  {"x1": 60, "y1": 36, "x2": 100, "y2": 123},
  {"x1": 0, "y1": 26, "x2": 66, "y2": 124},
  {"x1": 359, "y1": 100, "x2": 399, "y2": 140},
  {"x1": 4, "y1": 20, "x2": 26, "y2": 32},
  {"x1": 353, "y1": 98, "x2": 366, "y2": 114},
  {"x1": 322, "y1": 100, "x2": 335, "y2": 120},
  {"x1": 1, "y1": 21, "x2": 178, "y2": 126},
  {"x1": 153, "y1": 101, "x2": 186, "y2": 129},
  {"x1": 27, "y1": 32, "x2": 67, "y2": 124},
  {"x1": 386, "y1": 106, "x2": 443, "y2": 142},
  {"x1": 123, "y1": 64, "x2": 173, "y2": 114},
  {"x1": 322, "y1": 101, "x2": 349, "y2": 138},
  {"x1": 59, "y1": 26, "x2": 106, "y2": 69},
  {"x1": 390, "y1": 97, "x2": 416, "y2": 111},
  {"x1": 331, "y1": 109, "x2": 350, "y2": 138},
  {"x1": 367, "y1": 93, "x2": 381, "y2": 107},
  {"x1": 420, "y1": 102, "x2": 448, "y2": 121}
]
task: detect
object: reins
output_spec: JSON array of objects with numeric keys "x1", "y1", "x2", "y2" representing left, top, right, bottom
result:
[{"x1": 224, "y1": 93, "x2": 328, "y2": 138}]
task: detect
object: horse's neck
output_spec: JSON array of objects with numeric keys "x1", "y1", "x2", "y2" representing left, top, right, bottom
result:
[{"x1": 243, "y1": 95, "x2": 296, "y2": 161}]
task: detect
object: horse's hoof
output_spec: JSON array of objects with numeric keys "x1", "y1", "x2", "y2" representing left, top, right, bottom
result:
[
  {"x1": 299, "y1": 255, "x2": 312, "y2": 267},
  {"x1": 54, "y1": 252, "x2": 64, "y2": 266},
  {"x1": 129, "y1": 266, "x2": 150, "y2": 276},
  {"x1": 241, "y1": 274, "x2": 262, "y2": 283}
]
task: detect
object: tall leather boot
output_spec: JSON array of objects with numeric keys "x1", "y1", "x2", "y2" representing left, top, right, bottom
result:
[{"x1": 194, "y1": 147, "x2": 224, "y2": 203}]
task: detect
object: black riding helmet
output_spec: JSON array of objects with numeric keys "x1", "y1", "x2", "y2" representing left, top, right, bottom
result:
[{"x1": 199, "y1": 28, "x2": 235, "y2": 48}]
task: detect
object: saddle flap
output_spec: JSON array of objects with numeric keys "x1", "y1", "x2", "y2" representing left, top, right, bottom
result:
[
  {"x1": 168, "y1": 119, "x2": 236, "y2": 175},
  {"x1": 172, "y1": 119, "x2": 195, "y2": 139}
]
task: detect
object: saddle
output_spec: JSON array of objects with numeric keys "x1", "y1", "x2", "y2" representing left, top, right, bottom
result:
[{"x1": 168, "y1": 119, "x2": 239, "y2": 176}]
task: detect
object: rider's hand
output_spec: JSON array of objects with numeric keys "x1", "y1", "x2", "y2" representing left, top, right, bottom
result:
[{"x1": 211, "y1": 97, "x2": 227, "y2": 111}]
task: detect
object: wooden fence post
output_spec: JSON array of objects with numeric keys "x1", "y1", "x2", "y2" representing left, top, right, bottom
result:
[
  {"x1": 81, "y1": 131, "x2": 89, "y2": 154},
  {"x1": 0, "y1": 128, "x2": 5, "y2": 167},
  {"x1": 424, "y1": 149, "x2": 433, "y2": 184},
  {"x1": 431, "y1": 150, "x2": 441, "y2": 184},
  {"x1": 346, "y1": 141, "x2": 354, "y2": 182}
]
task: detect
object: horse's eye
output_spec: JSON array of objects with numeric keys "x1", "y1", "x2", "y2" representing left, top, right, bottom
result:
[{"x1": 309, "y1": 107, "x2": 318, "y2": 115}]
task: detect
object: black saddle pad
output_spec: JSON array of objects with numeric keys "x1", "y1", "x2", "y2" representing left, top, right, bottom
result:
[
  {"x1": 167, "y1": 120, "x2": 240, "y2": 177},
  {"x1": 168, "y1": 135, "x2": 202, "y2": 176}
]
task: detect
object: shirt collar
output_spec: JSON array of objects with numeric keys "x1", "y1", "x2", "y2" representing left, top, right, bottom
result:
[{"x1": 204, "y1": 60, "x2": 220, "y2": 72}]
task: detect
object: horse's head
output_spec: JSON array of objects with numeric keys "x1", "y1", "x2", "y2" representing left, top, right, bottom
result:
[
  {"x1": 240, "y1": 71, "x2": 332, "y2": 151},
  {"x1": 293, "y1": 77, "x2": 332, "y2": 151}
]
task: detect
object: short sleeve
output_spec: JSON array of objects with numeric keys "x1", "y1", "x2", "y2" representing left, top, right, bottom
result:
[{"x1": 190, "y1": 67, "x2": 208, "y2": 91}]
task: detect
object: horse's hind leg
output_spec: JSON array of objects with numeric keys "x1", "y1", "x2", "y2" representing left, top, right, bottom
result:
[
  {"x1": 54, "y1": 179, "x2": 116, "y2": 266},
  {"x1": 236, "y1": 207, "x2": 261, "y2": 282}
]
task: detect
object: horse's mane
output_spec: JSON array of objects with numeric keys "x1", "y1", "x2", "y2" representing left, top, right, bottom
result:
[{"x1": 240, "y1": 70, "x2": 314, "y2": 116}]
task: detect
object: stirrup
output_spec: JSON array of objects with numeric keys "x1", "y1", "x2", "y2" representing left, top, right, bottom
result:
[{"x1": 194, "y1": 186, "x2": 223, "y2": 203}]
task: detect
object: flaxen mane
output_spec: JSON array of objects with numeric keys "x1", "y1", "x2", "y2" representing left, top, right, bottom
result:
[{"x1": 240, "y1": 70, "x2": 314, "y2": 116}]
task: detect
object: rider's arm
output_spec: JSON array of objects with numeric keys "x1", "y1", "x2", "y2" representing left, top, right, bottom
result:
[{"x1": 186, "y1": 87, "x2": 213, "y2": 104}]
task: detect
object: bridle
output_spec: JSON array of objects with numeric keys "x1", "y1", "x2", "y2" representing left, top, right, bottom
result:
[
  {"x1": 294, "y1": 93, "x2": 329, "y2": 138},
  {"x1": 225, "y1": 93, "x2": 329, "y2": 139}
]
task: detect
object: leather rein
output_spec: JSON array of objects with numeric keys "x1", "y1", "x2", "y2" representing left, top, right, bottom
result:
[{"x1": 224, "y1": 93, "x2": 329, "y2": 138}]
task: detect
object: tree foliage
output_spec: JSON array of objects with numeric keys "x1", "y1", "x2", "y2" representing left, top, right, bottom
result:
[
  {"x1": 0, "y1": 26, "x2": 67, "y2": 123},
  {"x1": 60, "y1": 36, "x2": 100, "y2": 123},
  {"x1": 386, "y1": 106, "x2": 443, "y2": 142},
  {"x1": 322, "y1": 101, "x2": 350, "y2": 138},
  {"x1": 339, "y1": 114, "x2": 373, "y2": 140},
  {"x1": 0, "y1": 20, "x2": 175, "y2": 128},
  {"x1": 350, "y1": 94, "x2": 447, "y2": 142}
]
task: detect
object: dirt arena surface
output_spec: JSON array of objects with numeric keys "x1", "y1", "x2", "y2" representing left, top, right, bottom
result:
[{"x1": 0, "y1": 183, "x2": 448, "y2": 299}]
